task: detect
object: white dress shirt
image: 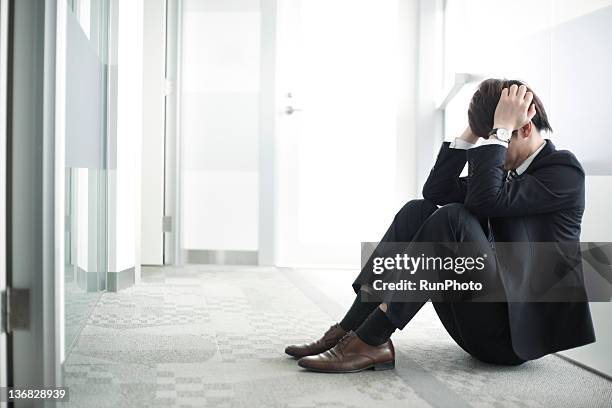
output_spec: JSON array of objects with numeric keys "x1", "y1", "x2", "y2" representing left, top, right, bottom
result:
[{"x1": 449, "y1": 137, "x2": 547, "y2": 176}]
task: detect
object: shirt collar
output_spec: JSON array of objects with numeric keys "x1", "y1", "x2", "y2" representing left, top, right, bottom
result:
[{"x1": 515, "y1": 140, "x2": 547, "y2": 175}]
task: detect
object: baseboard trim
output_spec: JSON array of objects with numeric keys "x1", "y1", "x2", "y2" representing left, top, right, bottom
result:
[
  {"x1": 76, "y1": 266, "x2": 99, "y2": 292},
  {"x1": 107, "y1": 267, "x2": 135, "y2": 292},
  {"x1": 183, "y1": 250, "x2": 258, "y2": 265}
]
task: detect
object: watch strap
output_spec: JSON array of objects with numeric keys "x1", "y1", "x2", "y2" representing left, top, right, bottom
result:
[{"x1": 488, "y1": 128, "x2": 510, "y2": 142}]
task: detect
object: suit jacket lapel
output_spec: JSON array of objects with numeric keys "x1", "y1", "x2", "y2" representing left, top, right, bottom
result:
[{"x1": 525, "y1": 139, "x2": 555, "y2": 174}]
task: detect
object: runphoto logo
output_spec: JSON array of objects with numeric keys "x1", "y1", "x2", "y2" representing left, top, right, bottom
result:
[{"x1": 372, "y1": 253, "x2": 487, "y2": 275}]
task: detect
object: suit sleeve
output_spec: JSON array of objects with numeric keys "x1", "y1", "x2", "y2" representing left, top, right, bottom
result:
[
  {"x1": 464, "y1": 144, "x2": 584, "y2": 217},
  {"x1": 422, "y1": 142, "x2": 468, "y2": 205}
]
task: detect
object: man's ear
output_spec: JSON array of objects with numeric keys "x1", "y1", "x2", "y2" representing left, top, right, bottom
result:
[{"x1": 520, "y1": 122, "x2": 533, "y2": 138}]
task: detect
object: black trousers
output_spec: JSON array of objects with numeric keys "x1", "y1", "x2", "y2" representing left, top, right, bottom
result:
[{"x1": 352, "y1": 199, "x2": 526, "y2": 366}]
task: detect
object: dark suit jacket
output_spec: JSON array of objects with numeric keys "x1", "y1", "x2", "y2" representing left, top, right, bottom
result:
[{"x1": 422, "y1": 140, "x2": 595, "y2": 360}]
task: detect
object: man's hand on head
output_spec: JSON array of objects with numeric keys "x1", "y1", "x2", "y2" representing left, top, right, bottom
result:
[{"x1": 493, "y1": 84, "x2": 537, "y2": 133}]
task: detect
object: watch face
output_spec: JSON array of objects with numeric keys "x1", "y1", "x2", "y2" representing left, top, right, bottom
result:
[{"x1": 496, "y1": 128, "x2": 510, "y2": 142}]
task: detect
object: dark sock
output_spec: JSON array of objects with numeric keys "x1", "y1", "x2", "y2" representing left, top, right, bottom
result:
[
  {"x1": 355, "y1": 308, "x2": 396, "y2": 346},
  {"x1": 339, "y1": 291, "x2": 380, "y2": 332}
]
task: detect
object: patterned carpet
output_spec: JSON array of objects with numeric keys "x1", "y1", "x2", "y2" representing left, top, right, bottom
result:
[
  {"x1": 61, "y1": 265, "x2": 612, "y2": 407},
  {"x1": 65, "y1": 279, "x2": 102, "y2": 352}
]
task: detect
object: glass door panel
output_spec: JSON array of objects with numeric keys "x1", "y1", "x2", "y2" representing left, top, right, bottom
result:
[{"x1": 63, "y1": 0, "x2": 110, "y2": 354}]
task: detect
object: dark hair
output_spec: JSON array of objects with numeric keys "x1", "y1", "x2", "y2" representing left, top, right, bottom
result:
[{"x1": 468, "y1": 78, "x2": 553, "y2": 139}]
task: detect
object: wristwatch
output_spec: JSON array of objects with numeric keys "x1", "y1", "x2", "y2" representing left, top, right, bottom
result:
[{"x1": 488, "y1": 128, "x2": 511, "y2": 143}]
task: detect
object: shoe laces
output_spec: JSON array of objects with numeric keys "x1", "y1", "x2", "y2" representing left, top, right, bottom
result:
[{"x1": 335, "y1": 332, "x2": 354, "y2": 355}]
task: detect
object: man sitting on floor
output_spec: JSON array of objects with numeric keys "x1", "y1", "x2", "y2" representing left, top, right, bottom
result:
[{"x1": 285, "y1": 79, "x2": 595, "y2": 373}]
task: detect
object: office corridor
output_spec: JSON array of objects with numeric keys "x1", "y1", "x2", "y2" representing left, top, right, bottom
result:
[
  {"x1": 61, "y1": 266, "x2": 612, "y2": 408},
  {"x1": 65, "y1": 266, "x2": 612, "y2": 408}
]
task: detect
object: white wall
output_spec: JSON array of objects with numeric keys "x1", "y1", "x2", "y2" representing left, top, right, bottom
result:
[
  {"x1": 559, "y1": 176, "x2": 612, "y2": 377},
  {"x1": 109, "y1": 0, "x2": 144, "y2": 279},
  {"x1": 396, "y1": 0, "x2": 419, "y2": 202},
  {"x1": 141, "y1": 0, "x2": 165, "y2": 265}
]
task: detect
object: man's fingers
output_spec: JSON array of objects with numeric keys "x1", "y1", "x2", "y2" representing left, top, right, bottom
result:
[
  {"x1": 527, "y1": 103, "x2": 537, "y2": 121},
  {"x1": 509, "y1": 84, "x2": 519, "y2": 97},
  {"x1": 497, "y1": 85, "x2": 536, "y2": 127}
]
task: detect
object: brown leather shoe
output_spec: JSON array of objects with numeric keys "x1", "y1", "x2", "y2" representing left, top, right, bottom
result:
[
  {"x1": 285, "y1": 323, "x2": 347, "y2": 358},
  {"x1": 297, "y1": 332, "x2": 395, "y2": 373}
]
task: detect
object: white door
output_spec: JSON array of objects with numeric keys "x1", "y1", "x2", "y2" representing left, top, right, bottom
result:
[{"x1": 276, "y1": 0, "x2": 401, "y2": 267}]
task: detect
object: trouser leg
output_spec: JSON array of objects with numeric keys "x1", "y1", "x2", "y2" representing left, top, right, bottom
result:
[
  {"x1": 383, "y1": 203, "x2": 497, "y2": 329},
  {"x1": 381, "y1": 203, "x2": 524, "y2": 364},
  {"x1": 352, "y1": 216, "x2": 497, "y2": 348},
  {"x1": 351, "y1": 199, "x2": 439, "y2": 294},
  {"x1": 341, "y1": 199, "x2": 438, "y2": 331},
  {"x1": 339, "y1": 290, "x2": 378, "y2": 331}
]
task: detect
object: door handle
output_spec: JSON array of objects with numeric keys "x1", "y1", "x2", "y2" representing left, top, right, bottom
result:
[{"x1": 285, "y1": 106, "x2": 303, "y2": 115}]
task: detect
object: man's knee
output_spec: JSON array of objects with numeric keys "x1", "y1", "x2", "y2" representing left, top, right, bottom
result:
[
  {"x1": 429, "y1": 202, "x2": 472, "y2": 224},
  {"x1": 428, "y1": 203, "x2": 477, "y2": 230},
  {"x1": 395, "y1": 199, "x2": 438, "y2": 222}
]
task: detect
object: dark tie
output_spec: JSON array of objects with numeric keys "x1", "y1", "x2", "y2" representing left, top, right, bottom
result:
[{"x1": 506, "y1": 169, "x2": 519, "y2": 182}]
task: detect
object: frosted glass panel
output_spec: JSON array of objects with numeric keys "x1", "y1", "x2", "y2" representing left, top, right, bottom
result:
[
  {"x1": 182, "y1": 12, "x2": 260, "y2": 93},
  {"x1": 181, "y1": 4, "x2": 260, "y2": 251},
  {"x1": 65, "y1": 8, "x2": 105, "y2": 169},
  {"x1": 181, "y1": 92, "x2": 258, "y2": 171},
  {"x1": 64, "y1": 0, "x2": 109, "y2": 354},
  {"x1": 183, "y1": 170, "x2": 258, "y2": 250}
]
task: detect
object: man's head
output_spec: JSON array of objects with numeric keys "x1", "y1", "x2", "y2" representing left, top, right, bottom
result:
[{"x1": 468, "y1": 79, "x2": 552, "y2": 170}]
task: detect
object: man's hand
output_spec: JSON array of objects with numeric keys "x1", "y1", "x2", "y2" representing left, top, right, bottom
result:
[
  {"x1": 458, "y1": 126, "x2": 479, "y2": 144},
  {"x1": 493, "y1": 84, "x2": 537, "y2": 132}
]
